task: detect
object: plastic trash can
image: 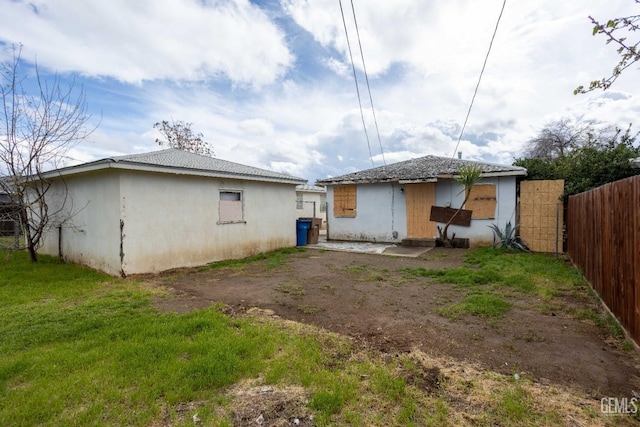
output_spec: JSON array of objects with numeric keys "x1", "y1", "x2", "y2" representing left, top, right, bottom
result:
[{"x1": 296, "y1": 219, "x2": 312, "y2": 246}]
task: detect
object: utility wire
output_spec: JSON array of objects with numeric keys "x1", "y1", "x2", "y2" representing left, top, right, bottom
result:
[
  {"x1": 349, "y1": 0, "x2": 386, "y2": 166},
  {"x1": 338, "y1": 0, "x2": 375, "y2": 167},
  {"x1": 452, "y1": 0, "x2": 507, "y2": 158}
]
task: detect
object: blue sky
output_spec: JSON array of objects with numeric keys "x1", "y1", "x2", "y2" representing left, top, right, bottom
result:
[{"x1": 1, "y1": 0, "x2": 638, "y2": 183}]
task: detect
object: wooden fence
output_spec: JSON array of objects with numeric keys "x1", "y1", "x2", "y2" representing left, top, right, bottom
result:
[
  {"x1": 520, "y1": 180, "x2": 564, "y2": 253},
  {"x1": 566, "y1": 175, "x2": 640, "y2": 344}
]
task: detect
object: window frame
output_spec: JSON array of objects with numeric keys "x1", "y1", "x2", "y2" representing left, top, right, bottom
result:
[{"x1": 218, "y1": 190, "x2": 245, "y2": 224}]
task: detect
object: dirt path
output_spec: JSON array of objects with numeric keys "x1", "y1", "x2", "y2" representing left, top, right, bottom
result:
[{"x1": 152, "y1": 247, "x2": 640, "y2": 398}]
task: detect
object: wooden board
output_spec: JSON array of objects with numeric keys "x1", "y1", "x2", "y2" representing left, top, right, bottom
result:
[
  {"x1": 429, "y1": 206, "x2": 472, "y2": 226},
  {"x1": 405, "y1": 183, "x2": 436, "y2": 238}
]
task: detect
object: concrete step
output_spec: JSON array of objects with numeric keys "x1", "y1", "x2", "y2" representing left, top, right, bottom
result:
[{"x1": 400, "y1": 238, "x2": 436, "y2": 247}]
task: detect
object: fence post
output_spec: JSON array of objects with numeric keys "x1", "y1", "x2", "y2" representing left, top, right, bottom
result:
[{"x1": 555, "y1": 205, "x2": 559, "y2": 258}]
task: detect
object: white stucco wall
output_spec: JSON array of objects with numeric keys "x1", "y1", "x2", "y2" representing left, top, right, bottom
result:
[
  {"x1": 40, "y1": 171, "x2": 123, "y2": 275},
  {"x1": 295, "y1": 190, "x2": 326, "y2": 226},
  {"x1": 327, "y1": 183, "x2": 407, "y2": 243},
  {"x1": 40, "y1": 169, "x2": 299, "y2": 275},
  {"x1": 119, "y1": 171, "x2": 298, "y2": 274},
  {"x1": 436, "y1": 176, "x2": 518, "y2": 246},
  {"x1": 325, "y1": 176, "x2": 518, "y2": 246}
]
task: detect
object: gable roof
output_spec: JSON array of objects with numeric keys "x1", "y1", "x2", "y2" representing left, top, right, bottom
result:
[
  {"x1": 47, "y1": 149, "x2": 307, "y2": 185},
  {"x1": 317, "y1": 155, "x2": 527, "y2": 185}
]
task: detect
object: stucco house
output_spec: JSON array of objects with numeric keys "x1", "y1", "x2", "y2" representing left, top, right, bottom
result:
[
  {"x1": 38, "y1": 149, "x2": 306, "y2": 276},
  {"x1": 317, "y1": 155, "x2": 527, "y2": 247},
  {"x1": 295, "y1": 184, "x2": 327, "y2": 228}
]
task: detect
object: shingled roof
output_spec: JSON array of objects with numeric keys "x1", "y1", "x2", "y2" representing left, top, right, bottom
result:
[
  {"x1": 317, "y1": 155, "x2": 526, "y2": 185},
  {"x1": 49, "y1": 149, "x2": 306, "y2": 185}
]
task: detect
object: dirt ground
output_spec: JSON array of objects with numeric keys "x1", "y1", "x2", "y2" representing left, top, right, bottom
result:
[{"x1": 152, "y1": 247, "x2": 640, "y2": 399}]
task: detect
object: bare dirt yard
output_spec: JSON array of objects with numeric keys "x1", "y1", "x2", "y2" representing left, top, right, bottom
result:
[{"x1": 152, "y1": 247, "x2": 640, "y2": 400}]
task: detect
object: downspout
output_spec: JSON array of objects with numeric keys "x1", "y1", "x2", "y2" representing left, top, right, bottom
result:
[
  {"x1": 391, "y1": 183, "x2": 396, "y2": 240},
  {"x1": 119, "y1": 219, "x2": 126, "y2": 277}
]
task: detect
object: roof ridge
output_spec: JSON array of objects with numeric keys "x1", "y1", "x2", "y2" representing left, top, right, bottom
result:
[{"x1": 317, "y1": 154, "x2": 526, "y2": 184}]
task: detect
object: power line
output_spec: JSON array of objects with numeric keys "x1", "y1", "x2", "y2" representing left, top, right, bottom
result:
[
  {"x1": 338, "y1": 0, "x2": 375, "y2": 167},
  {"x1": 452, "y1": 0, "x2": 507, "y2": 158},
  {"x1": 349, "y1": 0, "x2": 386, "y2": 166}
]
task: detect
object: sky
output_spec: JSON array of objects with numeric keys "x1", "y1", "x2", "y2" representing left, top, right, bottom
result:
[{"x1": 1, "y1": 0, "x2": 638, "y2": 184}]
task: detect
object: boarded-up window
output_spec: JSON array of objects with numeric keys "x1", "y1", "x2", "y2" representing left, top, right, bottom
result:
[
  {"x1": 219, "y1": 191, "x2": 244, "y2": 223},
  {"x1": 466, "y1": 184, "x2": 496, "y2": 219},
  {"x1": 333, "y1": 185, "x2": 356, "y2": 217}
]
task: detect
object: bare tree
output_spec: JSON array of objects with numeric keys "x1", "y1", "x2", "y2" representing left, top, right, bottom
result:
[
  {"x1": 0, "y1": 45, "x2": 93, "y2": 261},
  {"x1": 524, "y1": 118, "x2": 601, "y2": 159},
  {"x1": 153, "y1": 120, "x2": 214, "y2": 156},
  {"x1": 575, "y1": 1, "x2": 640, "y2": 94}
]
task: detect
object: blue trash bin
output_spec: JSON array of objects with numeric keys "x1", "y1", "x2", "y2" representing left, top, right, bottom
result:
[{"x1": 296, "y1": 219, "x2": 312, "y2": 246}]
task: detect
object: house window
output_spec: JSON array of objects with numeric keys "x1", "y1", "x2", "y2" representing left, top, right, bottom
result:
[
  {"x1": 466, "y1": 184, "x2": 496, "y2": 219},
  {"x1": 333, "y1": 185, "x2": 356, "y2": 217},
  {"x1": 219, "y1": 190, "x2": 244, "y2": 223},
  {"x1": 319, "y1": 194, "x2": 326, "y2": 213},
  {"x1": 296, "y1": 193, "x2": 303, "y2": 209}
]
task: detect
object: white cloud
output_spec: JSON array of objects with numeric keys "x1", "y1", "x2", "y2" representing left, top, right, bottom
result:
[
  {"x1": 238, "y1": 118, "x2": 275, "y2": 136},
  {"x1": 2, "y1": 0, "x2": 639, "y2": 184},
  {"x1": 0, "y1": 0, "x2": 293, "y2": 86}
]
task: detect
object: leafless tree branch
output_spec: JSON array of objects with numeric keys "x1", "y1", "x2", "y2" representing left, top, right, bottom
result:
[{"x1": 1, "y1": 44, "x2": 94, "y2": 261}]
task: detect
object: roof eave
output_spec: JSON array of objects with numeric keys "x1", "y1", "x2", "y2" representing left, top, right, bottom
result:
[{"x1": 41, "y1": 159, "x2": 306, "y2": 185}]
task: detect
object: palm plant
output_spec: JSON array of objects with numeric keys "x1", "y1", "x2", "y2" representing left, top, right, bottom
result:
[{"x1": 437, "y1": 165, "x2": 483, "y2": 247}]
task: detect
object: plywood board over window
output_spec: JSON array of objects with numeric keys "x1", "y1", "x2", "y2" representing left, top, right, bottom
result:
[
  {"x1": 466, "y1": 184, "x2": 496, "y2": 219},
  {"x1": 333, "y1": 185, "x2": 356, "y2": 217},
  {"x1": 219, "y1": 190, "x2": 244, "y2": 223}
]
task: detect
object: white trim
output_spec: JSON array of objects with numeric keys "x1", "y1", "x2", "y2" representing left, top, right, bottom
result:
[{"x1": 40, "y1": 159, "x2": 305, "y2": 185}]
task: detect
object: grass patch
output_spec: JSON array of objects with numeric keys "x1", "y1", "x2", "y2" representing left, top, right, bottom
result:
[
  {"x1": 439, "y1": 293, "x2": 510, "y2": 320},
  {"x1": 569, "y1": 308, "x2": 625, "y2": 339},
  {"x1": 276, "y1": 282, "x2": 306, "y2": 296},
  {"x1": 420, "y1": 252, "x2": 448, "y2": 261},
  {"x1": 494, "y1": 383, "x2": 534, "y2": 423},
  {"x1": 1, "y1": 249, "x2": 634, "y2": 426},
  {"x1": 345, "y1": 264, "x2": 367, "y2": 274},
  {"x1": 198, "y1": 247, "x2": 307, "y2": 271},
  {"x1": 297, "y1": 304, "x2": 323, "y2": 314},
  {"x1": 404, "y1": 247, "x2": 593, "y2": 324},
  {"x1": 320, "y1": 284, "x2": 336, "y2": 294}
]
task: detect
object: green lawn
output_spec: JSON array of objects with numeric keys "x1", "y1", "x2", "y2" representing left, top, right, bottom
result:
[{"x1": 0, "y1": 249, "x2": 633, "y2": 426}]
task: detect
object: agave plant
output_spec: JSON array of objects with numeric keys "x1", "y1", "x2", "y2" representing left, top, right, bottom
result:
[{"x1": 488, "y1": 221, "x2": 530, "y2": 252}]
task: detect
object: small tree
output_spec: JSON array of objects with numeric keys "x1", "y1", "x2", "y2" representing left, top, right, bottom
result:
[
  {"x1": 0, "y1": 45, "x2": 92, "y2": 261},
  {"x1": 153, "y1": 120, "x2": 214, "y2": 156},
  {"x1": 437, "y1": 165, "x2": 483, "y2": 247},
  {"x1": 514, "y1": 124, "x2": 640, "y2": 198},
  {"x1": 524, "y1": 118, "x2": 599, "y2": 159},
  {"x1": 575, "y1": 1, "x2": 640, "y2": 94}
]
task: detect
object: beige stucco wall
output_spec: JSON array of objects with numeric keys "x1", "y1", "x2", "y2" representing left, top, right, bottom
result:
[
  {"x1": 40, "y1": 171, "x2": 123, "y2": 275},
  {"x1": 40, "y1": 169, "x2": 299, "y2": 275}
]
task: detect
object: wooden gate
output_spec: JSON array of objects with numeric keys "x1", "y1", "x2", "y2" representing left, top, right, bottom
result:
[{"x1": 519, "y1": 180, "x2": 564, "y2": 253}]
